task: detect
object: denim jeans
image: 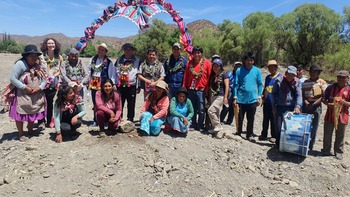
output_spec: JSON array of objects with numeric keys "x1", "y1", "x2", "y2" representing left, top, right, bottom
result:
[{"x1": 188, "y1": 90, "x2": 205, "y2": 130}]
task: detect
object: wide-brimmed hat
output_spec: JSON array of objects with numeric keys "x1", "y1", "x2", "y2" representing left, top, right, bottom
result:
[
  {"x1": 267, "y1": 60, "x2": 278, "y2": 67},
  {"x1": 286, "y1": 65, "x2": 297, "y2": 76},
  {"x1": 122, "y1": 43, "x2": 136, "y2": 51},
  {"x1": 155, "y1": 81, "x2": 169, "y2": 91},
  {"x1": 22, "y1": 44, "x2": 42, "y2": 56},
  {"x1": 96, "y1": 43, "x2": 108, "y2": 52},
  {"x1": 233, "y1": 61, "x2": 242, "y2": 67},
  {"x1": 337, "y1": 70, "x2": 349, "y2": 77},
  {"x1": 172, "y1": 43, "x2": 181, "y2": 49},
  {"x1": 68, "y1": 81, "x2": 82, "y2": 91},
  {"x1": 308, "y1": 64, "x2": 323, "y2": 72},
  {"x1": 176, "y1": 87, "x2": 188, "y2": 96}
]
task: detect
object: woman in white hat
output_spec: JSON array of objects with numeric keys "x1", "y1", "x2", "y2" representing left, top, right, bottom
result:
[
  {"x1": 9, "y1": 44, "x2": 47, "y2": 141},
  {"x1": 139, "y1": 81, "x2": 170, "y2": 136}
]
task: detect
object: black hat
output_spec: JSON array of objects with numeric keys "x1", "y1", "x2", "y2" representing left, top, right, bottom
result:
[
  {"x1": 22, "y1": 44, "x2": 42, "y2": 56},
  {"x1": 176, "y1": 87, "x2": 188, "y2": 96},
  {"x1": 122, "y1": 43, "x2": 136, "y2": 51},
  {"x1": 308, "y1": 64, "x2": 323, "y2": 72}
]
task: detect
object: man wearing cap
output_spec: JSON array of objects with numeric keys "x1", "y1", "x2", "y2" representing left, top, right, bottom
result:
[
  {"x1": 302, "y1": 64, "x2": 328, "y2": 150},
  {"x1": 60, "y1": 48, "x2": 89, "y2": 97},
  {"x1": 137, "y1": 47, "x2": 165, "y2": 99},
  {"x1": 115, "y1": 43, "x2": 141, "y2": 122},
  {"x1": 271, "y1": 65, "x2": 302, "y2": 148},
  {"x1": 322, "y1": 70, "x2": 350, "y2": 160},
  {"x1": 163, "y1": 43, "x2": 188, "y2": 97},
  {"x1": 259, "y1": 60, "x2": 282, "y2": 142},
  {"x1": 182, "y1": 46, "x2": 212, "y2": 131},
  {"x1": 88, "y1": 43, "x2": 117, "y2": 126},
  {"x1": 220, "y1": 61, "x2": 242, "y2": 125},
  {"x1": 233, "y1": 52, "x2": 263, "y2": 141}
]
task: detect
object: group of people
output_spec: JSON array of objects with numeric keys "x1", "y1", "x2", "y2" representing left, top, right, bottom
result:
[{"x1": 4, "y1": 39, "x2": 350, "y2": 160}]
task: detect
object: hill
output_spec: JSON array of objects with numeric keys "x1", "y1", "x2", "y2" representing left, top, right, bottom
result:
[{"x1": 0, "y1": 19, "x2": 218, "y2": 51}]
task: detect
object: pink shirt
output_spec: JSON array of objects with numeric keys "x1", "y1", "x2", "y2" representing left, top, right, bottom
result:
[
  {"x1": 95, "y1": 91, "x2": 122, "y2": 121},
  {"x1": 140, "y1": 94, "x2": 169, "y2": 119}
]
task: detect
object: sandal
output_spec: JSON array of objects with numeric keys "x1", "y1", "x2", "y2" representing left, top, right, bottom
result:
[
  {"x1": 19, "y1": 135, "x2": 28, "y2": 142},
  {"x1": 98, "y1": 131, "x2": 106, "y2": 138}
]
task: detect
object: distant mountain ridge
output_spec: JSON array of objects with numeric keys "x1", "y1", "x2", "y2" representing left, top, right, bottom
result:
[{"x1": 0, "y1": 20, "x2": 217, "y2": 50}]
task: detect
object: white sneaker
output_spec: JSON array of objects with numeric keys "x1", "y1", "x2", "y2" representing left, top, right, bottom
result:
[
  {"x1": 213, "y1": 126, "x2": 222, "y2": 132},
  {"x1": 208, "y1": 129, "x2": 216, "y2": 134}
]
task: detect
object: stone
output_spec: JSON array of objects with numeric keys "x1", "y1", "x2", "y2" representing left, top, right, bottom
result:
[
  {"x1": 25, "y1": 146, "x2": 37, "y2": 151},
  {"x1": 43, "y1": 174, "x2": 50, "y2": 178},
  {"x1": 119, "y1": 121, "x2": 135, "y2": 133}
]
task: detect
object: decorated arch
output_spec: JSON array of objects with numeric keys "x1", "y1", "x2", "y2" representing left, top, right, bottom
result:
[{"x1": 76, "y1": 0, "x2": 193, "y2": 54}]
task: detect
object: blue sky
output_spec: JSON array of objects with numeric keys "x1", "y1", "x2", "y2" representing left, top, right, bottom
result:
[{"x1": 0, "y1": 0, "x2": 348, "y2": 38}]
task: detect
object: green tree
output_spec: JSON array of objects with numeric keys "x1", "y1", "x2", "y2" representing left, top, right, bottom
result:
[
  {"x1": 242, "y1": 12, "x2": 277, "y2": 67},
  {"x1": 277, "y1": 4, "x2": 342, "y2": 66},
  {"x1": 217, "y1": 20, "x2": 244, "y2": 65},
  {"x1": 134, "y1": 18, "x2": 173, "y2": 61},
  {"x1": 80, "y1": 41, "x2": 97, "y2": 57},
  {"x1": 192, "y1": 28, "x2": 220, "y2": 60}
]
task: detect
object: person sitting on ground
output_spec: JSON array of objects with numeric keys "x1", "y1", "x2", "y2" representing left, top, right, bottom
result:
[
  {"x1": 165, "y1": 87, "x2": 194, "y2": 134},
  {"x1": 139, "y1": 81, "x2": 170, "y2": 136},
  {"x1": 207, "y1": 58, "x2": 229, "y2": 139},
  {"x1": 53, "y1": 85, "x2": 86, "y2": 143},
  {"x1": 95, "y1": 79, "x2": 122, "y2": 137},
  {"x1": 9, "y1": 44, "x2": 47, "y2": 141}
]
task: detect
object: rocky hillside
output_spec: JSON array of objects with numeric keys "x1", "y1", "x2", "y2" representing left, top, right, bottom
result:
[{"x1": 0, "y1": 19, "x2": 218, "y2": 51}]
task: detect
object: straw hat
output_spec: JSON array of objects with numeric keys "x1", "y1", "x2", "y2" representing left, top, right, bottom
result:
[
  {"x1": 155, "y1": 81, "x2": 169, "y2": 92},
  {"x1": 96, "y1": 43, "x2": 108, "y2": 52},
  {"x1": 267, "y1": 60, "x2": 278, "y2": 67}
]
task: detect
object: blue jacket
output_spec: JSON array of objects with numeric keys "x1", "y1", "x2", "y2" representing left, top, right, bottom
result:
[{"x1": 164, "y1": 54, "x2": 187, "y2": 89}]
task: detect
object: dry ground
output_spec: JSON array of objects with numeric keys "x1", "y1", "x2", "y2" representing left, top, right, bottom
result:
[{"x1": 0, "y1": 53, "x2": 349, "y2": 197}]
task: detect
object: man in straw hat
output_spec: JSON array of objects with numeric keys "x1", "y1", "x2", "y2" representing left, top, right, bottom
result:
[
  {"x1": 87, "y1": 43, "x2": 117, "y2": 126},
  {"x1": 302, "y1": 64, "x2": 328, "y2": 151},
  {"x1": 322, "y1": 70, "x2": 350, "y2": 160},
  {"x1": 259, "y1": 60, "x2": 282, "y2": 143}
]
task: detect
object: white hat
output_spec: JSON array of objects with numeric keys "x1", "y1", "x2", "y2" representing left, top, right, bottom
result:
[
  {"x1": 96, "y1": 43, "x2": 108, "y2": 52},
  {"x1": 68, "y1": 81, "x2": 82, "y2": 91}
]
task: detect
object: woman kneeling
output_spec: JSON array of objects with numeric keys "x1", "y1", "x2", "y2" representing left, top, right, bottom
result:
[
  {"x1": 95, "y1": 79, "x2": 122, "y2": 137},
  {"x1": 139, "y1": 81, "x2": 169, "y2": 136},
  {"x1": 54, "y1": 85, "x2": 86, "y2": 143}
]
